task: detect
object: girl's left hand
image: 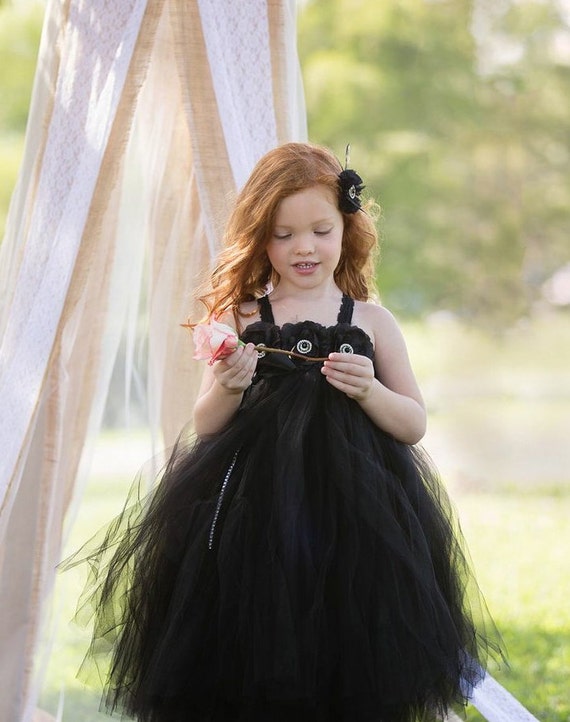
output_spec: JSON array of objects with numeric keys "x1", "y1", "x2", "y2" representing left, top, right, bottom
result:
[{"x1": 321, "y1": 353, "x2": 376, "y2": 400}]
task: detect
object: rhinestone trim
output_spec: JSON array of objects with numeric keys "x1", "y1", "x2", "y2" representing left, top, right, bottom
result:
[{"x1": 208, "y1": 450, "x2": 239, "y2": 550}]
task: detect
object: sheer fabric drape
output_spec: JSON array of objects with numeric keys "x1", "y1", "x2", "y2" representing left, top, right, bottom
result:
[{"x1": 0, "y1": 1, "x2": 305, "y2": 720}]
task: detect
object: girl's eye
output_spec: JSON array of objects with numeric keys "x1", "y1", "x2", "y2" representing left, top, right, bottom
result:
[
  {"x1": 273, "y1": 233, "x2": 291, "y2": 240},
  {"x1": 314, "y1": 228, "x2": 332, "y2": 236}
]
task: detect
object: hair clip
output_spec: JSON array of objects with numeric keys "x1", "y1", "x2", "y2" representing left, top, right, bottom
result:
[{"x1": 338, "y1": 143, "x2": 365, "y2": 214}]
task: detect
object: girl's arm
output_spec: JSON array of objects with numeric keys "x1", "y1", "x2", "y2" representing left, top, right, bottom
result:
[
  {"x1": 321, "y1": 304, "x2": 426, "y2": 444},
  {"x1": 193, "y1": 342, "x2": 258, "y2": 438}
]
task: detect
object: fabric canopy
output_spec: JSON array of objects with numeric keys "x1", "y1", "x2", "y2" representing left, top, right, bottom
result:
[{"x1": 0, "y1": 1, "x2": 305, "y2": 719}]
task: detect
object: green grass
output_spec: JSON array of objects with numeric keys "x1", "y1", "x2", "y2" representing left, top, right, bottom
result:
[{"x1": 458, "y1": 495, "x2": 570, "y2": 721}]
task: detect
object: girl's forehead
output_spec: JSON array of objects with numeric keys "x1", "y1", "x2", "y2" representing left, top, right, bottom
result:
[{"x1": 275, "y1": 185, "x2": 339, "y2": 221}]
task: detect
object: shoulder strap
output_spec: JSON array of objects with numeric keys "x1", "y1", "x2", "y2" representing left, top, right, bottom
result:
[
  {"x1": 257, "y1": 295, "x2": 275, "y2": 324},
  {"x1": 337, "y1": 295, "x2": 354, "y2": 324}
]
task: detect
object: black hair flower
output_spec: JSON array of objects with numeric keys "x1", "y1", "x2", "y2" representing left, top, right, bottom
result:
[{"x1": 338, "y1": 168, "x2": 365, "y2": 214}]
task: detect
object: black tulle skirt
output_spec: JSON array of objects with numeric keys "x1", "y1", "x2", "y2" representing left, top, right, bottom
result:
[{"x1": 68, "y1": 366, "x2": 501, "y2": 722}]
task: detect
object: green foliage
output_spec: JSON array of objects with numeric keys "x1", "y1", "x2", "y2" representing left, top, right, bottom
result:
[
  {"x1": 0, "y1": 2, "x2": 43, "y2": 240},
  {"x1": 0, "y1": 134, "x2": 24, "y2": 235},
  {"x1": 299, "y1": 0, "x2": 570, "y2": 320},
  {"x1": 0, "y1": 2, "x2": 44, "y2": 132}
]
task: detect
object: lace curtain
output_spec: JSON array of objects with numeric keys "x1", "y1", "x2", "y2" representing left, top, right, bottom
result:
[{"x1": 0, "y1": 1, "x2": 305, "y2": 719}]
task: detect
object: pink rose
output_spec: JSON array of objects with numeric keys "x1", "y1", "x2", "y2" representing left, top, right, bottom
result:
[{"x1": 192, "y1": 320, "x2": 240, "y2": 365}]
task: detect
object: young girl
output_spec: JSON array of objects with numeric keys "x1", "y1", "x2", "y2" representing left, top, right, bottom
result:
[{"x1": 76, "y1": 142, "x2": 500, "y2": 721}]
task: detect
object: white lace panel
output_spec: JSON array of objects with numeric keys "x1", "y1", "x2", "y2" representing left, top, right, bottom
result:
[
  {"x1": 0, "y1": 0, "x2": 148, "y2": 519},
  {"x1": 197, "y1": 0, "x2": 278, "y2": 188}
]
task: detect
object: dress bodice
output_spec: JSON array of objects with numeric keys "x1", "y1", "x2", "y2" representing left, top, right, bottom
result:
[{"x1": 240, "y1": 295, "x2": 374, "y2": 377}]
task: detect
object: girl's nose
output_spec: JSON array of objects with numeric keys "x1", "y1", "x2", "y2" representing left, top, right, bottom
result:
[{"x1": 294, "y1": 234, "x2": 315, "y2": 254}]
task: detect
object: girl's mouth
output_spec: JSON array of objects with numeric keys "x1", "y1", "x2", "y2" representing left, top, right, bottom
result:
[{"x1": 293, "y1": 262, "x2": 318, "y2": 270}]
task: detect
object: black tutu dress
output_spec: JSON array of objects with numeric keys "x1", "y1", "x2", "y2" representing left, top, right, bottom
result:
[{"x1": 72, "y1": 295, "x2": 500, "y2": 722}]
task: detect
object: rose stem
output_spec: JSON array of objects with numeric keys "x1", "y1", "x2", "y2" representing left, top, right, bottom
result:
[{"x1": 253, "y1": 346, "x2": 329, "y2": 362}]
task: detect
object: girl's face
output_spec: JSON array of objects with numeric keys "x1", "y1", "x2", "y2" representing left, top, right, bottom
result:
[{"x1": 266, "y1": 185, "x2": 344, "y2": 293}]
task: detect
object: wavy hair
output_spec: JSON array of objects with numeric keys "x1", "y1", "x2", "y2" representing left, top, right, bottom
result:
[{"x1": 197, "y1": 142, "x2": 380, "y2": 325}]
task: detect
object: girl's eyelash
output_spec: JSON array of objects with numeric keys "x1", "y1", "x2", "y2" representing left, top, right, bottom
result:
[{"x1": 273, "y1": 228, "x2": 332, "y2": 239}]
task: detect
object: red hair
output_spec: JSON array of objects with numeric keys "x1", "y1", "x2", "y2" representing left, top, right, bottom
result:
[{"x1": 197, "y1": 142, "x2": 379, "y2": 324}]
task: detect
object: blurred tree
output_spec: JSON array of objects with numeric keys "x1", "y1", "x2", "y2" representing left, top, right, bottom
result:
[
  {"x1": 299, "y1": 0, "x2": 570, "y2": 321},
  {"x1": 0, "y1": 2, "x2": 44, "y2": 239},
  {"x1": 0, "y1": 2, "x2": 43, "y2": 132}
]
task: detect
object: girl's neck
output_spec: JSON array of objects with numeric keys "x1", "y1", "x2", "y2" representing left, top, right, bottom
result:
[
  {"x1": 268, "y1": 282, "x2": 342, "y2": 304},
  {"x1": 267, "y1": 284, "x2": 344, "y2": 326}
]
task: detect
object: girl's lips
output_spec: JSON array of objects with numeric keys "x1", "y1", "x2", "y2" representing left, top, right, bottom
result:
[{"x1": 293, "y1": 261, "x2": 319, "y2": 273}]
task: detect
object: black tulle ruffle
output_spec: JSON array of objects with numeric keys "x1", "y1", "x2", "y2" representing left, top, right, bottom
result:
[{"x1": 66, "y1": 320, "x2": 502, "y2": 722}]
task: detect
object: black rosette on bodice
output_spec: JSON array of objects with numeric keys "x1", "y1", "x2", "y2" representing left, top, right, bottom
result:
[{"x1": 65, "y1": 297, "x2": 502, "y2": 722}]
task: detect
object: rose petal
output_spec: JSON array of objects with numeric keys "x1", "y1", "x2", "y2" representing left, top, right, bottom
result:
[
  {"x1": 192, "y1": 320, "x2": 240, "y2": 363},
  {"x1": 209, "y1": 337, "x2": 239, "y2": 364}
]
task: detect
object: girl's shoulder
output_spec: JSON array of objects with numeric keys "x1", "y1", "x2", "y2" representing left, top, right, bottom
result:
[
  {"x1": 353, "y1": 299, "x2": 399, "y2": 328},
  {"x1": 352, "y1": 300, "x2": 405, "y2": 348},
  {"x1": 353, "y1": 299, "x2": 395, "y2": 321}
]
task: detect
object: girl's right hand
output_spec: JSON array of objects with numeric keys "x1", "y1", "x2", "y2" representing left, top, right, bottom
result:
[{"x1": 212, "y1": 343, "x2": 258, "y2": 393}]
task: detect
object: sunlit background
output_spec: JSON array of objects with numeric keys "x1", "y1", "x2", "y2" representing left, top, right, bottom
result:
[{"x1": 1, "y1": 0, "x2": 569, "y2": 719}]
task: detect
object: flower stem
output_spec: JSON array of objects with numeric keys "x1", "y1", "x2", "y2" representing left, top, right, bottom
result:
[{"x1": 254, "y1": 345, "x2": 328, "y2": 362}]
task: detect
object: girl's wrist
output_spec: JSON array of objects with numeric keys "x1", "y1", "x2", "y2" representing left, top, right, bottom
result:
[
  {"x1": 353, "y1": 377, "x2": 380, "y2": 404},
  {"x1": 214, "y1": 379, "x2": 247, "y2": 397}
]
